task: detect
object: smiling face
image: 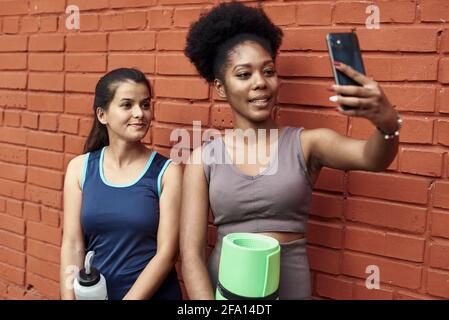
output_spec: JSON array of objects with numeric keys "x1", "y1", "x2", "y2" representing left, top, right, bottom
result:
[
  {"x1": 97, "y1": 80, "x2": 151, "y2": 143},
  {"x1": 214, "y1": 41, "x2": 279, "y2": 125}
]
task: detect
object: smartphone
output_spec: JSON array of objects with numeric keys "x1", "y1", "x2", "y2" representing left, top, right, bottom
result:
[{"x1": 326, "y1": 32, "x2": 366, "y2": 110}]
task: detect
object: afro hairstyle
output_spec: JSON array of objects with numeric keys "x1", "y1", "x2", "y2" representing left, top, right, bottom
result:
[{"x1": 184, "y1": 1, "x2": 283, "y2": 83}]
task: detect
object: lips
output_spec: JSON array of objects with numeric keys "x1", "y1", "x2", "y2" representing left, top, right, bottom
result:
[
  {"x1": 128, "y1": 123, "x2": 146, "y2": 129},
  {"x1": 248, "y1": 95, "x2": 272, "y2": 108}
]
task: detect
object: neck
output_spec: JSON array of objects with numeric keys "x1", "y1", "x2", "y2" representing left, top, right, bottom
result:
[
  {"x1": 233, "y1": 116, "x2": 279, "y2": 143},
  {"x1": 105, "y1": 140, "x2": 147, "y2": 168}
]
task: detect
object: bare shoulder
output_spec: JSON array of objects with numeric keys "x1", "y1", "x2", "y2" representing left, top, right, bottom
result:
[{"x1": 65, "y1": 154, "x2": 89, "y2": 189}]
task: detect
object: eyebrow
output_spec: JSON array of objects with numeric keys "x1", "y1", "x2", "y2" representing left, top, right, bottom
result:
[
  {"x1": 120, "y1": 97, "x2": 150, "y2": 102},
  {"x1": 232, "y1": 60, "x2": 274, "y2": 71}
]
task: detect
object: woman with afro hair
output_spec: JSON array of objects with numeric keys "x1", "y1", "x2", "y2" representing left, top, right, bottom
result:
[{"x1": 180, "y1": 2, "x2": 399, "y2": 300}]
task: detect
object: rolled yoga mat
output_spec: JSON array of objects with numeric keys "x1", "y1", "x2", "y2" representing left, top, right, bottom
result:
[{"x1": 216, "y1": 232, "x2": 280, "y2": 300}]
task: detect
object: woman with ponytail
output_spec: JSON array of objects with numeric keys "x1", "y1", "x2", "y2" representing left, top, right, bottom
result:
[{"x1": 60, "y1": 68, "x2": 182, "y2": 300}]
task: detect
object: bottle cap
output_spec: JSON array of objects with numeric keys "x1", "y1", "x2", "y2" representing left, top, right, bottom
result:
[{"x1": 77, "y1": 251, "x2": 101, "y2": 287}]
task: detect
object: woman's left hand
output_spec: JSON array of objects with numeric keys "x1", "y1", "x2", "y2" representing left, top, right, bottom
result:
[{"x1": 329, "y1": 62, "x2": 399, "y2": 132}]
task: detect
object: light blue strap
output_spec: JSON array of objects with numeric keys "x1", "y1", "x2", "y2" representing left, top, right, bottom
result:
[
  {"x1": 81, "y1": 153, "x2": 90, "y2": 191},
  {"x1": 157, "y1": 159, "x2": 172, "y2": 198}
]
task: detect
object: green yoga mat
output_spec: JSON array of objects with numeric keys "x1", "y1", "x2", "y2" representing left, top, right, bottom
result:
[{"x1": 216, "y1": 233, "x2": 280, "y2": 300}]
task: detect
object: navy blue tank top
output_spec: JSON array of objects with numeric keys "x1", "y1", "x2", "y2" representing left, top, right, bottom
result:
[{"x1": 81, "y1": 147, "x2": 181, "y2": 300}]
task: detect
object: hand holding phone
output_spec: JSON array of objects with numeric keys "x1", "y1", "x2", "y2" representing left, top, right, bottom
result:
[{"x1": 326, "y1": 32, "x2": 366, "y2": 110}]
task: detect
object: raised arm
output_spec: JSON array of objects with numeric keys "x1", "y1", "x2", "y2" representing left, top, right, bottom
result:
[
  {"x1": 60, "y1": 155, "x2": 86, "y2": 300},
  {"x1": 180, "y1": 147, "x2": 214, "y2": 299},
  {"x1": 123, "y1": 162, "x2": 182, "y2": 300},
  {"x1": 308, "y1": 62, "x2": 400, "y2": 172}
]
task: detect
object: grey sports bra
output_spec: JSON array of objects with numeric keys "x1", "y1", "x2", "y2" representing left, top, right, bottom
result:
[{"x1": 202, "y1": 127, "x2": 313, "y2": 234}]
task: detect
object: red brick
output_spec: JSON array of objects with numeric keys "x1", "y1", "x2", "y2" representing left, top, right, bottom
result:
[
  {"x1": 420, "y1": 0, "x2": 449, "y2": 22},
  {"x1": 66, "y1": 0, "x2": 109, "y2": 10},
  {"x1": 396, "y1": 290, "x2": 436, "y2": 300},
  {"x1": 20, "y1": 17, "x2": 39, "y2": 33},
  {"x1": 65, "y1": 54, "x2": 107, "y2": 72},
  {"x1": 348, "y1": 171, "x2": 430, "y2": 205},
  {"x1": 310, "y1": 192, "x2": 344, "y2": 218},
  {"x1": 0, "y1": 230, "x2": 25, "y2": 252},
  {"x1": 0, "y1": 90, "x2": 26, "y2": 108},
  {"x1": 26, "y1": 221, "x2": 61, "y2": 245},
  {"x1": 0, "y1": 0, "x2": 28, "y2": 16},
  {"x1": 41, "y1": 206, "x2": 59, "y2": 227},
  {"x1": 29, "y1": 53, "x2": 64, "y2": 71},
  {"x1": 2, "y1": 18, "x2": 18, "y2": 34},
  {"x1": 0, "y1": 127, "x2": 26, "y2": 145},
  {"x1": 400, "y1": 148, "x2": 445, "y2": 177},
  {"x1": 4, "y1": 110, "x2": 21, "y2": 127},
  {"x1": 29, "y1": 34, "x2": 64, "y2": 52},
  {"x1": 429, "y1": 239, "x2": 449, "y2": 270},
  {"x1": 297, "y1": 3, "x2": 332, "y2": 26},
  {"x1": 173, "y1": 7, "x2": 205, "y2": 27},
  {"x1": 357, "y1": 27, "x2": 437, "y2": 52},
  {"x1": 0, "y1": 213, "x2": 25, "y2": 235},
  {"x1": 156, "y1": 53, "x2": 197, "y2": 75},
  {"x1": 28, "y1": 149, "x2": 64, "y2": 170},
  {"x1": 6, "y1": 199, "x2": 22, "y2": 218},
  {"x1": 39, "y1": 114, "x2": 58, "y2": 132},
  {"x1": 277, "y1": 54, "x2": 332, "y2": 77},
  {"x1": 427, "y1": 269, "x2": 449, "y2": 298},
  {"x1": 26, "y1": 185, "x2": 62, "y2": 209},
  {"x1": 26, "y1": 132, "x2": 63, "y2": 152},
  {"x1": 65, "y1": 95, "x2": 93, "y2": 116},
  {"x1": 0, "y1": 35, "x2": 27, "y2": 52},
  {"x1": 345, "y1": 226, "x2": 425, "y2": 262},
  {"x1": 210, "y1": 104, "x2": 234, "y2": 129},
  {"x1": 365, "y1": 56, "x2": 438, "y2": 82},
  {"x1": 109, "y1": 32, "x2": 156, "y2": 51},
  {"x1": 27, "y1": 239, "x2": 59, "y2": 263},
  {"x1": 342, "y1": 251, "x2": 422, "y2": 289},
  {"x1": 308, "y1": 245, "x2": 341, "y2": 275},
  {"x1": 100, "y1": 13, "x2": 124, "y2": 31},
  {"x1": 346, "y1": 198, "x2": 427, "y2": 234},
  {"x1": 316, "y1": 274, "x2": 353, "y2": 300},
  {"x1": 65, "y1": 135, "x2": 86, "y2": 154},
  {"x1": 155, "y1": 101, "x2": 209, "y2": 125},
  {"x1": 308, "y1": 220, "x2": 343, "y2": 249},
  {"x1": 159, "y1": 0, "x2": 212, "y2": 4},
  {"x1": 0, "y1": 262, "x2": 24, "y2": 285},
  {"x1": 79, "y1": 118, "x2": 94, "y2": 137},
  {"x1": 76, "y1": 14, "x2": 99, "y2": 32},
  {"x1": 28, "y1": 73, "x2": 64, "y2": 92},
  {"x1": 0, "y1": 53, "x2": 26, "y2": 70},
  {"x1": 0, "y1": 246, "x2": 25, "y2": 268},
  {"x1": 27, "y1": 93, "x2": 63, "y2": 113},
  {"x1": 437, "y1": 120, "x2": 449, "y2": 146},
  {"x1": 381, "y1": 85, "x2": 436, "y2": 113},
  {"x1": 334, "y1": 1, "x2": 416, "y2": 24},
  {"x1": 400, "y1": 117, "x2": 434, "y2": 144},
  {"x1": 27, "y1": 255, "x2": 59, "y2": 282},
  {"x1": 434, "y1": 181, "x2": 449, "y2": 210},
  {"x1": 108, "y1": 53, "x2": 155, "y2": 73},
  {"x1": 6, "y1": 285, "x2": 25, "y2": 300},
  {"x1": 59, "y1": 115, "x2": 79, "y2": 134},
  {"x1": 353, "y1": 282, "x2": 394, "y2": 300},
  {"x1": 123, "y1": 11, "x2": 147, "y2": 30},
  {"x1": 0, "y1": 72, "x2": 27, "y2": 89},
  {"x1": 438, "y1": 87, "x2": 449, "y2": 113},
  {"x1": 148, "y1": 9, "x2": 173, "y2": 29},
  {"x1": 110, "y1": 0, "x2": 157, "y2": 8},
  {"x1": 282, "y1": 27, "x2": 350, "y2": 51},
  {"x1": 279, "y1": 81, "x2": 339, "y2": 108},
  {"x1": 29, "y1": 0, "x2": 65, "y2": 14},
  {"x1": 65, "y1": 73, "x2": 99, "y2": 93},
  {"x1": 157, "y1": 31, "x2": 188, "y2": 51},
  {"x1": 0, "y1": 162, "x2": 26, "y2": 182},
  {"x1": 0, "y1": 178, "x2": 25, "y2": 200},
  {"x1": 314, "y1": 167, "x2": 345, "y2": 193},
  {"x1": 28, "y1": 167, "x2": 63, "y2": 190},
  {"x1": 155, "y1": 78, "x2": 209, "y2": 100},
  {"x1": 39, "y1": 16, "x2": 57, "y2": 33},
  {"x1": 66, "y1": 33, "x2": 107, "y2": 52},
  {"x1": 26, "y1": 272, "x2": 59, "y2": 300},
  {"x1": 24, "y1": 202, "x2": 40, "y2": 222}
]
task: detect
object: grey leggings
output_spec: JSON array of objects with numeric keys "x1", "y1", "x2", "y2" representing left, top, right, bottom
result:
[{"x1": 207, "y1": 234, "x2": 311, "y2": 300}]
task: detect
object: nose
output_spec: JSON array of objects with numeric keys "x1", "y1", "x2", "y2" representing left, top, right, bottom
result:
[
  {"x1": 131, "y1": 104, "x2": 143, "y2": 118},
  {"x1": 252, "y1": 71, "x2": 267, "y2": 90}
]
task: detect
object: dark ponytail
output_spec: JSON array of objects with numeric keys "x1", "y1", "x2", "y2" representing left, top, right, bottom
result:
[{"x1": 83, "y1": 68, "x2": 152, "y2": 153}]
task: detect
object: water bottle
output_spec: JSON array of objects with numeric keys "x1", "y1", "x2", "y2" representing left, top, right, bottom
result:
[{"x1": 74, "y1": 251, "x2": 108, "y2": 300}]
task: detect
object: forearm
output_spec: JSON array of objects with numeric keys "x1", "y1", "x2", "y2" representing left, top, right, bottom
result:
[
  {"x1": 60, "y1": 244, "x2": 84, "y2": 300},
  {"x1": 182, "y1": 252, "x2": 215, "y2": 300},
  {"x1": 122, "y1": 253, "x2": 177, "y2": 300}
]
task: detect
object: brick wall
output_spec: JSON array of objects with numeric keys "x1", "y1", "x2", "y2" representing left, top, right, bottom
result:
[{"x1": 0, "y1": 0, "x2": 448, "y2": 300}]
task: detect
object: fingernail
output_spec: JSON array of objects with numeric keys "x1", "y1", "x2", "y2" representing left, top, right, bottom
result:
[
  {"x1": 334, "y1": 61, "x2": 342, "y2": 67},
  {"x1": 327, "y1": 85, "x2": 335, "y2": 92},
  {"x1": 329, "y1": 95, "x2": 338, "y2": 102}
]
